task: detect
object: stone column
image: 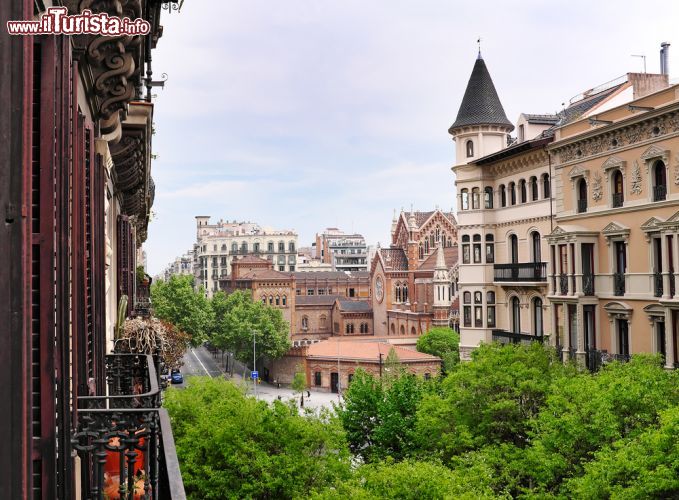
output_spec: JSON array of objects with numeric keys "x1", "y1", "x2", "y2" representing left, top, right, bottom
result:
[
  {"x1": 662, "y1": 233, "x2": 672, "y2": 300},
  {"x1": 665, "y1": 308, "x2": 676, "y2": 369}
]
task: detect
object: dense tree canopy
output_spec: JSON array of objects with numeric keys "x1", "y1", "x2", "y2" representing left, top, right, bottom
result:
[
  {"x1": 416, "y1": 327, "x2": 460, "y2": 373},
  {"x1": 151, "y1": 275, "x2": 213, "y2": 346},
  {"x1": 210, "y1": 290, "x2": 290, "y2": 366},
  {"x1": 168, "y1": 343, "x2": 679, "y2": 499},
  {"x1": 165, "y1": 377, "x2": 351, "y2": 499}
]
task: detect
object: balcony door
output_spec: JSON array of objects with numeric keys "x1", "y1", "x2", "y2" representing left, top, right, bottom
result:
[
  {"x1": 617, "y1": 319, "x2": 629, "y2": 357},
  {"x1": 511, "y1": 297, "x2": 521, "y2": 333},
  {"x1": 532, "y1": 232, "x2": 541, "y2": 262},
  {"x1": 582, "y1": 243, "x2": 594, "y2": 295},
  {"x1": 532, "y1": 298, "x2": 543, "y2": 337},
  {"x1": 614, "y1": 241, "x2": 626, "y2": 296},
  {"x1": 510, "y1": 234, "x2": 519, "y2": 264}
]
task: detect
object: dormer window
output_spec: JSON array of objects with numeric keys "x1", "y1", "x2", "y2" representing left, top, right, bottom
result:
[
  {"x1": 466, "y1": 140, "x2": 474, "y2": 158},
  {"x1": 518, "y1": 124, "x2": 525, "y2": 142}
]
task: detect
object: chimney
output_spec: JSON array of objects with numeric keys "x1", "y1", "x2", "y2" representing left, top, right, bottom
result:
[{"x1": 660, "y1": 42, "x2": 670, "y2": 75}]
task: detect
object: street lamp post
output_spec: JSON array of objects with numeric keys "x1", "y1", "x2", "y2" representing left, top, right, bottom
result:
[{"x1": 253, "y1": 330, "x2": 257, "y2": 400}]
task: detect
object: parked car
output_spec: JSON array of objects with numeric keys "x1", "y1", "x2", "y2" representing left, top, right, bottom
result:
[{"x1": 170, "y1": 369, "x2": 183, "y2": 384}]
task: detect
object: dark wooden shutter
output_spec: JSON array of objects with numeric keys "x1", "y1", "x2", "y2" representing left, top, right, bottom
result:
[{"x1": 117, "y1": 214, "x2": 133, "y2": 317}]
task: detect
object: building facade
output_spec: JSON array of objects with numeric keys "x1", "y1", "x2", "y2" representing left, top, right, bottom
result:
[
  {"x1": 547, "y1": 77, "x2": 679, "y2": 370},
  {"x1": 194, "y1": 216, "x2": 298, "y2": 296},
  {"x1": 1, "y1": 1, "x2": 184, "y2": 497},
  {"x1": 315, "y1": 228, "x2": 370, "y2": 271},
  {"x1": 371, "y1": 209, "x2": 459, "y2": 339}
]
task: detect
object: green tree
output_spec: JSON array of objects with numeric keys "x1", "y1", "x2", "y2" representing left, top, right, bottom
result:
[
  {"x1": 165, "y1": 377, "x2": 351, "y2": 499},
  {"x1": 416, "y1": 327, "x2": 460, "y2": 373},
  {"x1": 312, "y1": 459, "x2": 498, "y2": 499},
  {"x1": 414, "y1": 342, "x2": 564, "y2": 462},
  {"x1": 565, "y1": 405, "x2": 679, "y2": 498},
  {"x1": 150, "y1": 275, "x2": 213, "y2": 346},
  {"x1": 526, "y1": 354, "x2": 679, "y2": 495},
  {"x1": 291, "y1": 366, "x2": 307, "y2": 407},
  {"x1": 382, "y1": 346, "x2": 404, "y2": 385},
  {"x1": 211, "y1": 290, "x2": 291, "y2": 367},
  {"x1": 336, "y1": 369, "x2": 383, "y2": 462}
]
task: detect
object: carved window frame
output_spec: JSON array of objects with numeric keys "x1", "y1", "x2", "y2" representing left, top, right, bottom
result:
[
  {"x1": 640, "y1": 146, "x2": 670, "y2": 201},
  {"x1": 569, "y1": 166, "x2": 590, "y2": 213}
]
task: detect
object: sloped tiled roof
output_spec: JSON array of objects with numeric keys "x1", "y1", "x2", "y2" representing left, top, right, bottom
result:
[
  {"x1": 557, "y1": 83, "x2": 627, "y2": 126},
  {"x1": 418, "y1": 246, "x2": 458, "y2": 271},
  {"x1": 296, "y1": 295, "x2": 342, "y2": 306},
  {"x1": 413, "y1": 210, "x2": 457, "y2": 227},
  {"x1": 337, "y1": 299, "x2": 372, "y2": 313},
  {"x1": 239, "y1": 269, "x2": 292, "y2": 280},
  {"x1": 307, "y1": 339, "x2": 440, "y2": 363},
  {"x1": 292, "y1": 271, "x2": 370, "y2": 280},
  {"x1": 524, "y1": 113, "x2": 560, "y2": 125},
  {"x1": 380, "y1": 248, "x2": 408, "y2": 271},
  {"x1": 449, "y1": 56, "x2": 513, "y2": 132}
]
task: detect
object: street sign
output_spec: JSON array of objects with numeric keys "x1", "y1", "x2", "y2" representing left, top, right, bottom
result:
[{"x1": 251, "y1": 370, "x2": 259, "y2": 379}]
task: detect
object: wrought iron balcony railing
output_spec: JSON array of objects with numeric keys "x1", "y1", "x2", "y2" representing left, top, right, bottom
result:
[
  {"x1": 670, "y1": 273, "x2": 676, "y2": 297},
  {"x1": 653, "y1": 184, "x2": 667, "y2": 202},
  {"x1": 559, "y1": 273, "x2": 569, "y2": 295},
  {"x1": 582, "y1": 273, "x2": 595, "y2": 296},
  {"x1": 493, "y1": 262, "x2": 547, "y2": 282},
  {"x1": 654, "y1": 272, "x2": 664, "y2": 297},
  {"x1": 71, "y1": 354, "x2": 185, "y2": 500},
  {"x1": 612, "y1": 192, "x2": 624, "y2": 208},
  {"x1": 492, "y1": 329, "x2": 544, "y2": 345},
  {"x1": 613, "y1": 272, "x2": 626, "y2": 296}
]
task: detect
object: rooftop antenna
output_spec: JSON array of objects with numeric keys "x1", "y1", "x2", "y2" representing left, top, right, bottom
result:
[
  {"x1": 631, "y1": 54, "x2": 647, "y2": 73},
  {"x1": 477, "y1": 37, "x2": 482, "y2": 59}
]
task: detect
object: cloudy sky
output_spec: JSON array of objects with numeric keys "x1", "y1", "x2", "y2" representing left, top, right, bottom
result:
[{"x1": 146, "y1": 0, "x2": 678, "y2": 275}]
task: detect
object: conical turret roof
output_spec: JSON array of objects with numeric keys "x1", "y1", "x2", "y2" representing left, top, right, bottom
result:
[{"x1": 449, "y1": 56, "x2": 513, "y2": 133}]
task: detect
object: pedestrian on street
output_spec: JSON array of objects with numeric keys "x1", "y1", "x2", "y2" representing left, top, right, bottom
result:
[{"x1": 306, "y1": 390, "x2": 310, "y2": 398}]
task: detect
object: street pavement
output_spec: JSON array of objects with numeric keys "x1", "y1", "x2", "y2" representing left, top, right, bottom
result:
[{"x1": 172, "y1": 345, "x2": 341, "y2": 411}]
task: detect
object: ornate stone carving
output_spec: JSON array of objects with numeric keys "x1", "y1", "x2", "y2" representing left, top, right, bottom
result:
[
  {"x1": 625, "y1": 125, "x2": 642, "y2": 144},
  {"x1": 674, "y1": 154, "x2": 679, "y2": 185},
  {"x1": 592, "y1": 172, "x2": 603, "y2": 201},
  {"x1": 630, "y1": 160, "x2": 642, "y2": 195}
]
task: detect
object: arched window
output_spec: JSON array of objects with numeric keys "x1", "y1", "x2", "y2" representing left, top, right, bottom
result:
[
  {"x1": 231, "y1": 242, "x2": 238, "y2": 253},
  {"x1": 530, "y1": 176, "x2": 538, "y2": 201},
  {"x1": 302, "y1": 316, "x2": 309, "y2": 330},
  {"x1": 269, "y1": 295, "x2": 274, "y2": 305},
  {"x1": 473, "y1": 234, "x2": 482, "y2": 263},
  {"x1": 346, "y1": 323, "x2": 354, "y2": 334},
  {"x1": 275, "y1": 295, "x2": 280, "y2": 306},
  {"x1": 511, "y1": 296, "x2": 521, "y2": 333},
  {"x1": 485, "y1": 234, "x2": 495, "y2": 263},
  {"x1": 261, "y1": 296, "x2": 267, "y2": 304},
  {"x1": 430, "y1": 233, "x2": 435, "y2": 248},
  {"x1": 419, "y1": 243, "x2": 424, "y2": 259},
  {"x1": 509, "y1": 182, "x2": 516, "y2": 205},
  {"x1": 461, "y1": 189, "x2": 469, "y2": 210},
  {"x1": 282, "y1": 295, "x2": 287, "y2": 306},
  {"x1": 289, "y1": 241, "x2": 295, "y2": 252},
  {"x1": 471, "y1": 188, "x2": 480, "y2": 209},
  {"x1": 360, "y1": 323, "x2": 369, "y2": 334},
  {"x1": 396, "y1": 284, "x2": 402, "y2": 303},
  {"x1": 519, "y1": 179, "x2": 527, "y2": 203},
  {"x1": 531, "y1": 231, "x2": 541, "y2": 263},
  {"x1": 424, "y1": 238, "x2": 429, "y2": 254},
  {"x1": 253, "y1": 242, "x2": 260, "y2": 253},
  {"x1": 462, "y1": 235, "x2": 470, "y2": 264},
  {"x1": 320, "y1": 315, "x2": 327, "y2": 329},
  {"x1": 463, "y1": 291, "x2": 471, "y2": 304},
  {"x1": 466, "y1": 140, "x2": 474, "y2": 157},
  {"x1": 403, "y1": 284, "x2": 409, "y2": 302},
  {"x1": 487, "y1": 291, "x2": 495, "y2": 304},
  {"x1": 533, "y1": 297, "x2": 543, "y2": 336},
  {"x1": 241, "y1": 242, "x2": 248, "y2": 254},
  {"x1": 653, "y1": 160, "x2": 667, "y2": 201},
  {"x1": 390, "y1": 323, "x2": 396, "y2": 335},
  {"x1": 484, "y1": 187, "x2": 494, "y2": 209},
  {"x1": 542, "y1": 173, "x2": 551, "y2": 199},
  {"x1": 267, "y1": 241, "x2": 274, "y2": 252},
  {"x1": 509, "y1": 234, "x2": 519, "y2": 264},
  {"x1": 400, "y1": 325, "x2": 406, "y2": 335},
  {"x1": 577, "y1": 178, "x2": 588, "y2": 213},
  {"x1": 435, "y1": 226, "x2": 441, "y2": 243},
  {"x1": 612, "y1": 170, "x2": 624, "y2": 208},
  {"x1": 221, "y1": 244, "x2": 227, "y2": 251},
  {"x1": 500, "y1": 184, "x2": 507, "y2": 207},
  {"x1": 411, "y1": 326, "x2": 417, "y2": 335}
]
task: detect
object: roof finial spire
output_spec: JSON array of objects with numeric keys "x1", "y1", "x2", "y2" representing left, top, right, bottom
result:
[{"x1": 477, "y1": 37, "x2": 482, "y2": 59}]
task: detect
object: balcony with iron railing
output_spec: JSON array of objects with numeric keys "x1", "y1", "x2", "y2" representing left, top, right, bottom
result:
[
  {"x1": 71, "y1": 354, "x2": 186, "y2": 500},
  {"x1": 577, "y1": 199, "x2": 587, "y2": 213},
  {"x1": 613, "y1": 272, "x2": 626, "y2": 296},
  {"x1": 654, "y1": 272, "x2": 664, "y2": 297},
  {"x1": 559, "y1": 273, "x2": 569, "y2": 295},
  {"x1": 582, "y1": 273, "x2": 595, "y2": 296},
  {"x1": 493, "y1": 262, "x2": 547, "y2": 283},
  {"x1": 492, "y1": 329, "x2": 544, "y2": 345},
  {"x1": 612, "y1": 192, "x2": 624, "y2": 208},
  {"x1": 653, "y1": 184, "x2": 667, "y2": 202}
]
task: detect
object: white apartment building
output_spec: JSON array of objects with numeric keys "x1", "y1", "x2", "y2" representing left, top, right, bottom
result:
[{"x1": 194, "y1": 216, "x2": 298, "y2": 296}]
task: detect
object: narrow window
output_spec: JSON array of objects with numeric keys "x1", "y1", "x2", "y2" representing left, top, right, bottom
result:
[
  {"x1": 519, "y1": 179, "x2": 527, "y2": 203},
  {"x1": 577, "y1": 178, "x2": 587, "y2": 213},
  {"x1": 500, "y1": 184, "x2": 507, "y2": 207},
  {"x1": 472, "y1": 188, "x2": 480, "y2": 209},
  {"x1": 542, "y1": 174, "x2": 551, "y2": 199},
  {"x1": 510, "y1": 234, "x2": 519, "y2": 264},
  {"x1": 530, "y1": 176, "x2": 538, "y2": 201},
  {"x1": 653, "y1": 160, "x2": 667, "y2": 201},
  {"x1": 461, "y1": 189, "x2": 469, "y2": 210},
  {"x1": 466, "y1": 140, "x2": 474, "y2": 157},
  {"x1": 484, "y1": 187, "x2": 494, "y2": 209},
  {"x1": 511, "y1": 296, "x2": 521, "y2": 333},
  {"x1": 612, "y1": 170, "x2": 624, "y2": 207},
  {"x1": 509, "y1": 182, "x2": 516, "y2": 205}
]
